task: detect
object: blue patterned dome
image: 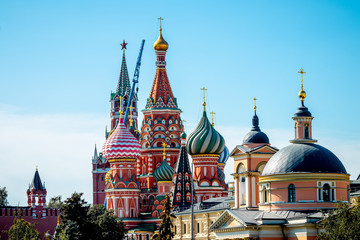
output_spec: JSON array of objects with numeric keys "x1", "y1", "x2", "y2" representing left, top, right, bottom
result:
[
  {"x1": 217, "y1": 167, "x2": 225, "y2": 182},
  {"x1": 186, "y1": 111, "x2": 225, "y2": 155},
  {"x1": 153, "y1": 158, "x2": 175, "y2": 182},
  {"x1": 218, "y1": 146, "x2": 229, "y2": 164}
]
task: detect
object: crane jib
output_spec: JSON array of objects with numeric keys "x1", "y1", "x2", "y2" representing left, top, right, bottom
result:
[{"x1": 124, "y1": 39, "x2": 145, "y2": 122}]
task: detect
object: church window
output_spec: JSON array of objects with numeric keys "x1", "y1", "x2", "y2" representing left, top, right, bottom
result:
[
  {"x1": 171, "y1": 142, "x2": 175, "y2": 148},
  {"x1": 185, "y1": 173, "x2": 189, "y2": 180},
  {"x1": 186, "y1": 193, "x2": 191, "y2": 201},
  {"x1": 149, "y1": 195, "x2": 155, "y2": 205},
  {"x1": 186, "y1": 183, "x2": 190, "y2": 191},
  {"x1": 204, "y1": 167, "x2": 207, "y2": 177},
  {"x1": 323, "y1": 183, "x2": 331, "y2": 201},
  {"x1": 177, "y1": 183, "x2": 181, "y2": 191},
  {"x1": 178, "y1": 173, "x2": 182, "y2": 180},
  {"x1": 101, "y1": 176, "x2": 104, "y2": 181},
  {"x1": 304, "y1": 123, "x2": 310, "y2": 139},
  {"x1": 183, "y1": 224, "x2": 186, "y2": 234},
  {"x1": 175, "y1": 225, "x2": 177, "y2": 234},
  {"x1": 131, "y1": 209, "x2": 134, "y2": 218},
  {"x1": 212, "y1": 167, "x2": 214, "y2": 176},
  {"x1": 288, "y1": 184, "x2": 296, "y2": 202},
  {"x1": 197, "y1": 222, "x2": 200, "y2": 233}
]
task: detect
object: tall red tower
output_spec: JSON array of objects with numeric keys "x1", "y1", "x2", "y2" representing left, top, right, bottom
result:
[
  {"x1": 138, "y1": 25, "x2": 183, "y2": 212},
  {"x1": 27, "y1": 168, "x2": 47, "y2": 207}
]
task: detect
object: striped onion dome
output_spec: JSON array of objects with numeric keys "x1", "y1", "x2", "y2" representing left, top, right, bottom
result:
[
  {"x1": 218, "y1": 146, "x2": 229, "y2": 164},
  {"x1": 153, "y1": 158, "x2": 175, "y2": 182},
  {"x1": 102, "y1": 118, "x2": 141, "y2": 161},
  {"x1": 186, "y1": 111, "x2": 225, "y2": 155},
  {"x1": 217, "y1": 167, "x2": 225, "y2": 182}
]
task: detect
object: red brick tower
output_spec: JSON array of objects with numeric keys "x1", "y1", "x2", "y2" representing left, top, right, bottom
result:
[
  {"x1": 27, "y1": 167, "x2": 47, "y2": 207},
  {"x1": 138, "y1": 25, "x2": 183, "y2": 212}
]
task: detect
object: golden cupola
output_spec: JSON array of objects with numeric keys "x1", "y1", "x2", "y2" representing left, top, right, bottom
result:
[{"x1": 153, "y1": 29, "x2": 169, "y2": 51}]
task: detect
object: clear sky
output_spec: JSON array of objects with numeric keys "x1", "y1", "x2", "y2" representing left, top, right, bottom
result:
[{"x1": 1, "y1": 0, "x2": 359, "y2": 205}]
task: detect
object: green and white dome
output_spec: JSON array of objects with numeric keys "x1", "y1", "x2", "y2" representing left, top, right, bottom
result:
[
  {"x1": 153, "y1": 158, "x2": 175, "y2": 182},
  {"x1": 186, "y1": 111, "x2": 225, "y2": 155}
]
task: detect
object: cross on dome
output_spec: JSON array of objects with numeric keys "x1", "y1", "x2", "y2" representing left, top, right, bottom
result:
[
  {"x1": 158, "y1": 17, "x2": 164, "y2": 31},
  {"x1": 200, "y1": 87, "x2": 208, "y2": 111},
  {"x1": 210, "y1": 111, "x2": 215, "y2": 126}
]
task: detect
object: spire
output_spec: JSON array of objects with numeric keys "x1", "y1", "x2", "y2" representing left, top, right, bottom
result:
[
  {"x1": 200, "y1": 87, "x2": 207, "y2": 112},
  {"x1": 31, "y1": 167, "x2": 45, "y2": 191},
  {"x1": 116, "y1": 40, "x2": 131, "y2": 97},
  {"x1": 298, "y1": 68, "x2": 307, "y2": 105},
  {"x1": 146, "y1": 21, "x2": 177, "y2": 110},
  {"x1": 93, "y1": 144, "x2": 98, "y2": 161}
]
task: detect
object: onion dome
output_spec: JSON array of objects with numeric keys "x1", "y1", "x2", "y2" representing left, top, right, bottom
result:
[
  {"x1": 262, "y1": 143, "x2": 347, "y2": 175},
  {"x1": 181, "y1": 131, "x2": 187, "y2": 139},
  {"x1": 102, "y1": 118, "x2": 141, "y2": 161},
  {"x1": 217, "y1": 167, "x2": 225, "y2": 182},
  {"x1": 153, "y1": 29, "x2": 168, "y2": 51},
  {"x1": 243, "y1": 112, "x2": 269, "y2": 144},
  {"x1": 153, "y1": 158, "x2": 175, "y2": 182},
  {"x1": 186, "y1": 111, "x2": 225, "y2": 155},
  {"x1": 294, "y1": 102, "x2": 312, "y2": 117},
  {"x1": 218, "y1": 146, "x2": 229, "y2": 164}
]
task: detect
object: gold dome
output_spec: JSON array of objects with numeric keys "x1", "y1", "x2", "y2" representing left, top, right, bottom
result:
[
  {"x1": 298, "y1": 90, "x2": 306, "y2": 101},
  {"x1": 153, "y1": 30, "x2": 168, "y2": 51}
]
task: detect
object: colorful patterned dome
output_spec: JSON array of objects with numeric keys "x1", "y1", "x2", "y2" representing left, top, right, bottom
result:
[
  {"x1": 186, "y1": 111, "x2": 225, "y2": 155},
  {"x1": 102, "y1": 118, "x2": 141, "y2": 161},
  {"x1": 217, "y1": 167, "x2": 225, "y2": 182},
  {"x1": 218, "y1": 146, "x2": 229, "y2": 164},
  {"x1": 153, "y1": 158, "x2": 175, "y2": 182}
]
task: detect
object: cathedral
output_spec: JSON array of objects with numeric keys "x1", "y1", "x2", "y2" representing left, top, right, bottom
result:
[{"x1": 92, "y1": 23, "x2": 351, "y2": 239}]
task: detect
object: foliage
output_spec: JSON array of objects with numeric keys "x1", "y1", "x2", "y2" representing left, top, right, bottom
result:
[
  {"x1": 54, "y1": 193, "x2": 126, "y2": 240},
  {"x1": 152, "y1": 194, "x2": 175, "y2": 240},
  {"x1": 7, "y1": 214, "x2": 40, "y2": 240},
  {"x1": 317, "y1": 201, "x2": 360, "y2": 240},
  {"x1": 47, "y1": 195, "x2": 63, "y2": 209},
  {"x1": 0, "y1": 186, "x2": 8, "y2": 207}
]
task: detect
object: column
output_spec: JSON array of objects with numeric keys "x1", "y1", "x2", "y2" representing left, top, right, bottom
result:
[
  {"x1": 251, "y1": 175, "x2": 256, "y2": 207},
  {"x1": 234, "y1": 175, "x2": 239, "y2": 208},
  {"x1": 245, "y1": 174, "x2": 251, "y2": 207}
]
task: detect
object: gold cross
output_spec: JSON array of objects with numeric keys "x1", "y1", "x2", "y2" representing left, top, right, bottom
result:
[
  {"x1": 127, "y1": 106, "x2": 134, "y2": 126},
  {"x1": 200, "y1": 87, "x2": 207, "y2": 111},
  {"x1": 253, "y1": 98, "x2": 257, "y2": 111},
  {"x1": 158, "y1": 17, "x2": 164, "y2": 30},
  {"x1": 162, "y1": 142, "x2": 166, "y2": 158},
  {"x1": 119, "y1": 96, "x2": 124, "y2": 115},
  {"x1": 181, "y1": 119, "x2": 186, "y2": 131},
  {"x1": 298, "y1": 68, "x2": 306, "y2": 90},
  {"x1": 210, "y1": 111, "x2": 215, "y2": 126}
]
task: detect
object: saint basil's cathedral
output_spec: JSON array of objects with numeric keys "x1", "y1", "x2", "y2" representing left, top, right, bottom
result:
[{"x1": 92, "y1": 24, "x2": 352, "y2": 239}]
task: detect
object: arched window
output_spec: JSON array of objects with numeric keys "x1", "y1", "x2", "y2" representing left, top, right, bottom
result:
[
  {"x1": 304, "y1": 123, "x2": 310, "y2": 139},
  {"x1": 186, "y1": 183, "x2": 190, "y2": 191},
  {"x1": 149, "y1": 195, "x2": 155, "y2": 205},
  {"x1": 323, "y1": 183, "x2": 331, "y2": 201},
  {"x1": 288, "y1": 184, "x2": 296, "y2": 202},
  {"x1": 263, "y1": 186, "x2": 268, "y2": 203}
]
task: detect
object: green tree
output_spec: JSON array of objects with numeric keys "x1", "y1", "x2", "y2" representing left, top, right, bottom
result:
[
  {"x1": 152, "y1": 194, "x2": 175, "y2": 240},
  {"x1": 317, "y1": 201, "x2": 360, "y2": 240},
  {"x1": 54, "y1": 193, "x2": 126, "y2": 240},
  {"x1": 7, "y1": 214, "x2": 40, "y2": 240},
  {"x1": 0, "y1": 186, "x2": 8, "y2": 207},
  {"x1": 47, "y1": 195, "x2": 63, "y2": 209}
]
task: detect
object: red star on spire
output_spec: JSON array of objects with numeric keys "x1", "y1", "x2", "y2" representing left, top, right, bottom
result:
[{"x1": 120, "y1": 40, "x2": 128, "y2": 50}]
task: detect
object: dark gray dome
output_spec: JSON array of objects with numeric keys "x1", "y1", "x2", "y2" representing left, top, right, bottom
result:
[
  {"x1": 262, "y1": 143, "x2": 347, "y2": 175},
  {"x1": 243, "y1": 131, "x2": 270, "y2": 144},
  {"x1": 294, "y1": 105, "x2": 312, "y2": 117}
]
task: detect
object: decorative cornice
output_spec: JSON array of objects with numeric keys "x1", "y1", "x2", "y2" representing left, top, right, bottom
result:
[{"x1": 108, "y1": 158, "x2": 137, "y2": 162}]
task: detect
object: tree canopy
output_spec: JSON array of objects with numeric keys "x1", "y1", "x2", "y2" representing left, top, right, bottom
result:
[
  {"x1": 7, "y1": 213, "x2": 40, "y2": 240},
  {"x1": 317, "y1": 200, "x2": 360, "y2": 240},
  {"x1": 152, "y1": 194, "x2": 175, "y2": 240},
  {"x1": 54, "y1": 192, "x2": 126, "y2": 240},
  {"x1": 47, "y1": 195, "x2": 63, "y2": 209},
  {"x1": 0, "y1": 185, "x2": 9, "y2": 207}
]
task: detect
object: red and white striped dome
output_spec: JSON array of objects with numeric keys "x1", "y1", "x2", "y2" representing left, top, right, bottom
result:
[{"x1": 102, "y1": 118, "x2": 141, "y2": 161}]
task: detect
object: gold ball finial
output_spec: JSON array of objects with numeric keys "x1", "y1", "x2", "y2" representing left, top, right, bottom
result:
[
  {"x1": 297, "y1": 68, "x2": 307, "y2": 101},
  {"x1": 298, "y1": 90, "x2": 306, "y2": 101},
  {"x1": 154, "y1": 17, "x2": 169, "y2": 51}
]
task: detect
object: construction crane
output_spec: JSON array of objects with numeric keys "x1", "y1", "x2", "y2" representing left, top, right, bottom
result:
[{"x1": 124, "y1": 39, "x2": 145, "y2": 123}]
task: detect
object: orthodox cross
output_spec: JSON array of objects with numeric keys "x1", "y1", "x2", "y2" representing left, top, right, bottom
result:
[
  {"x1": 120, "y1": 40, "x2": 128, "y2": 51},
  {"x1": 298, "y1": 68, "x2": 306, "y2": 90},
  {"x1": 200, "y1": 87, "x2": 207, "y2": 111},
  {"x1": 127, "y1": 106, "x2": 135, "y2": 126},
  {"x1": 162, "y1": 142, "x2": 166, "y2": 158},
  {"x1": 210, "y1": 111, "x2": 215, "y2": 126},
  {"x1": 253, "y1": 97, "x2": 257, "y2": 111},
  {"x1": 119, "y1": 96, "x2": 124, "y2": 115},
  {"x1": 181, "y1": 120, "x2": 186, "y2": 131},
  {"x1": 158, "y1": 17, "x2": 164, "y2": 30}
]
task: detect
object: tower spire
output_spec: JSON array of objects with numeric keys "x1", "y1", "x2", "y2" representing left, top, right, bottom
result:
[
  {"x1": 251, "y1": 98, "x2": 260, "y2": 131},
  {"x1": 298, "y1": 68, "x2": 307, "y2": 104},
  {"x1": 116, "y1": 41, "x2": 131, "y2": 97}
]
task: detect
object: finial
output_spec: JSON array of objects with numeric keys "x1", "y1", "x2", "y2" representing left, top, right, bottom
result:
[
  {"x1": 120, "y1": 40, "x2": 128, "y2": 52},
  {"x1": 162, "y1": 142, "x2": 166, "y2": 158},
  {"x1": 158, "y1": 17, "x2": 164, "y2": 31},
  {"x1": 200, "y1": 87, "x2": 207, "y2": 111},
  {"x1": 119, "y1": 96, "x2": 124, "y2": 116},
  {"x1": 181, "y1": 120, "x2": 186, "y2": 131},
  {"x1": 57, "y1": 215, "x2": 60, "y2": 225},
  {"x1": 127, "y1": 105, "x2": 135, "y2": 127},
  {"x1": 36, "y1": 165, "x2": 38, "y2": 171},
  {"x1": 210, "y1": 111, "x2": 215, "y2": 126},
  {"x1": 297, "y1": 68, "x2": 307, "y2": 102},
  {"x1": 253, "y1": 97, "x2": 257, "y2": 112}
]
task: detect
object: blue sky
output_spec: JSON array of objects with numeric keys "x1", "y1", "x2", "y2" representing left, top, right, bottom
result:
[{"x1": 1, "y1": 0, "x2": 359, "y2": 205}]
